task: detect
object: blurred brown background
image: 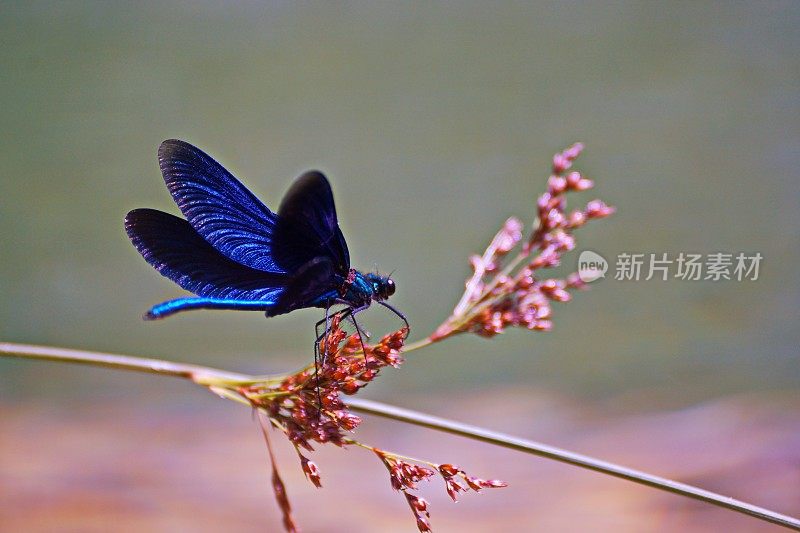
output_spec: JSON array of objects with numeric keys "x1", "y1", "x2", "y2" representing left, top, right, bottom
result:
[{"x1": 1, "y1": 2, "x2": 798, "y2": 532}]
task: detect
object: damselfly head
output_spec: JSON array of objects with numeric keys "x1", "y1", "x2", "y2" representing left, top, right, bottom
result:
[{"x1": 365, "y1": 273, "x2": 396, "y2": 301}]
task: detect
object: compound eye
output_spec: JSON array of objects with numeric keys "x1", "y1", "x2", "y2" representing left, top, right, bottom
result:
[{"x1": 385, "y1": 278, "x2": 396, "y2": 296}]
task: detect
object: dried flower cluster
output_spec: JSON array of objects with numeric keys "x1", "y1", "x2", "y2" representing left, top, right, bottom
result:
[
  {"x1": 430, "y1": 143, "x2": 614, "y2": 341},
  {"x1": 211, "y1": 315, "x2": 505, "y2": 532},
  {"x1": 241, "y1": 314, "x2": 406, "y2": 452},
  {"x1": 373, "y1": 451, "x2": 507, "y2": 532}
]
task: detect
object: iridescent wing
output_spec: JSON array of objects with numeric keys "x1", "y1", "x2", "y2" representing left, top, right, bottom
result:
[
  {"x1": 276, "y1": 170, "x2": 350, "y2": 276},
  {"x1": 125, "y1": 208, "x2": 287, "y2": 303},
  {"x1": 158, "y1": 139, "x2": 296, "y2": 273}
]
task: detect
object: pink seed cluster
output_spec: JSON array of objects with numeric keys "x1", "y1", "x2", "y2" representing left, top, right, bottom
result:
[
  {"x1": 246, "y1": 318, "x2": 506, "y2": 532},
  {"x1": 245, "y1": 316, "x2": 406, "y2": 451},
  {"x1": 374, "y1": 451, "x2": 507, "y2": 532},
  {"x1": 431, "y1": 143, "x2": 614, "y2": 340}
]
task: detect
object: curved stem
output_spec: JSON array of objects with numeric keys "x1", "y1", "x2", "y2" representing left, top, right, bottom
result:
[
  {"x1": 1, "y1": 342, "x2": 798, "y2": 531},
  {"x1": 400, "y1": 337, "x2": 434, "y2": 353},
  {"x1": 346, "y1": 438, "x2": 440, "y2": 470},
  {"x1": 347, "y1": 398, "x2": 800, "y2": 531},
  {"x1": 0, "y1": 343, "x2": 238, "y2": 378},
  {"x1": 0, "y1": 342, "x2": 286, "y2": 386}
]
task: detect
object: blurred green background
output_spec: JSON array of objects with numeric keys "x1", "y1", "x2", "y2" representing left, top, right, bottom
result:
[
  {"x1": 0, "y1": 3, "x2": 798, "y2": 531},
  {"x1": 2, "y1": 1, "x2": 797, "y2": 404}
]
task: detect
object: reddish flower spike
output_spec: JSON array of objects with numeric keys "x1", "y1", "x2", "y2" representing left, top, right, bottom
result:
[{"x1": 427, "y1": 143, "x2": 613, "y2": 342}]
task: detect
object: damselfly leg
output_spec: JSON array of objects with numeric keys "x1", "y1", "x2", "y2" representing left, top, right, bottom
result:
[{"x1": 376, "y1": 300, "x2": 410, "y2": 339}]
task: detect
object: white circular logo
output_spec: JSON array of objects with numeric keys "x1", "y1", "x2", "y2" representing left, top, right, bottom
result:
[{"x1": 578, "y1": 250, "x2": 608, "y2": 283}]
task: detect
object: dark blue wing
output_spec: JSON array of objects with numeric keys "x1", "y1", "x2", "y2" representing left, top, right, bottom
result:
[
  {"x1": 124, "y1": 208, "x2": 287, "y2": 302},
  {"x1": 276, "y1": 171, "x2": 350, "y2": 275},
  {"x1": 267, "y1": 256, "x2": 338, "y2": 317},
  {"x1": 158, "y1": 139, "x2": 294, "y2": 273}
]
